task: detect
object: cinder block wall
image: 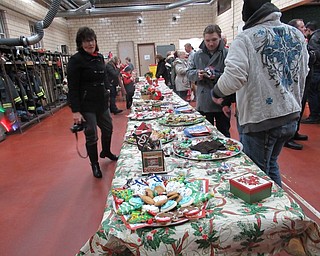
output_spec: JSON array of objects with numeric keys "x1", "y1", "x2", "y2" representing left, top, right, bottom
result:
[
  {"x1": 1, "y1": 0, "x2": 304, "y2": 68},
  {"x1": 66, "y1": 4, "x2": 215, "y2": 64}
]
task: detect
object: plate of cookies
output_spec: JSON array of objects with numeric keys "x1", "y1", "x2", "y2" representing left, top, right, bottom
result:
[
  {"x1": 158, "y1": 114, "x2": 205, "y2": 127},
  {"x1": 125, "y1": 128, "x2": 177, "y2": 145},
  {"x1": 111, "y1": 174, "x2": 212, "y2": 230},
  {"x1": 172, "y1": 137, "x2": 243, "y2": 161},
  {"x1": 128, "y1": 111, "x2": 165, "y2": 121}
]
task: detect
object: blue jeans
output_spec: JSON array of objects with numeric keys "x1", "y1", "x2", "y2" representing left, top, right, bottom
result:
[{"x1": 240, "y1": 120, "x2": 297, "y2": 187}]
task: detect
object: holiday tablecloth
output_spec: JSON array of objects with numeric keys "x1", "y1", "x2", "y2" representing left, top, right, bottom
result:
[{"x1": 77, "y1": 85, "x2": 320, "y2": 256}]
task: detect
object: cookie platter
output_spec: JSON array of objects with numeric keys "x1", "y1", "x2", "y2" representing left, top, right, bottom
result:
[
  {"x1": 125, "y1": 127, "x2": 177, "y2": 145},
  {"x1": 158, "y1": 114, "x2": 205, "y2": 127},
  {"x1": 112, "y1": 174, "x2": 211, "y2": 230},
  {"x1": 128, "y1": 111, "x2": 165, "y2": 121},
  {"x1": 172, "y1": 137, "x2": 243, "y2": 161}
]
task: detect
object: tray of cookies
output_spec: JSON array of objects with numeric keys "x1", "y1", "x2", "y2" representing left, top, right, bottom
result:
[
  {"x1": 111, "y1": 174, "x2": 212, "y2": 230},
  {"x1": 128, "y1": 111, "x2": 165, "y2": 121},
  {"x1": 125, "y1": 127, "x2": 177, "y2": 145},
  {"x1": 158, "y1": 114, "x2": 205, "y2": 127},
  {"x1": 172, "y1": 137, "x2": 243, "y2": 161}
]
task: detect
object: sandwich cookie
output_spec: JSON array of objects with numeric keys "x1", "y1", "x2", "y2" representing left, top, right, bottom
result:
[{"x1": 155, "y1": 212, "x2": 174, "y2": 225}]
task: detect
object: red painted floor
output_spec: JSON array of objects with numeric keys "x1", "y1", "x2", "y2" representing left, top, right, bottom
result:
[{"x1": 0, "y1": 100, "x2": 318, "y2": 256}]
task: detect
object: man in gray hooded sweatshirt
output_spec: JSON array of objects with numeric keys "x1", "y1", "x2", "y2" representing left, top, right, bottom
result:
[{"x1": 211, "y1": 0, "x2": 309, "y2": 187}]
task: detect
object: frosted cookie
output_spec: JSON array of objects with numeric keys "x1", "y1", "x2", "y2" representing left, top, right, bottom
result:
[
  {"x1": 185, "y1": 180, "x2": 202, "y2": 193},
  {"x1": 155, "y1": 212, "x2": 173, "y2": 224},
  {"x1": 141, "y1": 204, "x2": 159, "y2": 215},
  {"x1": 160, "y1": 200, "x2": 177, "y2": 212},
  {"x1": 117, "y1": 202, "x2": 138, "y2": 215},
  {"x1": 179, "y1": 206, "x2": 200, "y2": 217},
  {"x1": 128, "y1": 211, "x2": 153, "y2": 224},
  {"x1": 129, "y1": 197, "x2": 144, "y2": 207},
  {"x1": 165, "y1": 181, "x2": 182, "y2": 193},
  {"x1": 153, "y1": 195, "x2": 168, "y2": 207},
  {"x1": 112, "y1": 188, "x2": 133, "y2": 202},
  {"x1": 130, "y1": 183, "x2": 148, "y2": 196},
  {"x1": 148, "y1": 181, "x2": 165, "y2": 190},
  {"x1": 178, "y1": 196, "x2": 194, "y2": 208},
  {"x1": 177, "y1": 187, "x2": 193, "y2": 197},
  {"x1": 192, "y1": 192, "x2": 214, "y2": 205}
]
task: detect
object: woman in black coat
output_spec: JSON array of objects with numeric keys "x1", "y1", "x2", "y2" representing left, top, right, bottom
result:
[
  {"x1": 155, "y1": 54, "x2": 170, "y2": 85},
  {"x1": 67, "y1": 27, "x2": 118, "y2": 178}
]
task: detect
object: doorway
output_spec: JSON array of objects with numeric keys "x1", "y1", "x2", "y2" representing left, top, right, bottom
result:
[
  {"x1": 137, "y1": 43, "x2": 156, "y2": 77},
  {"x1": 118, "y1": 41, "x2": 135, "y2": 69}
]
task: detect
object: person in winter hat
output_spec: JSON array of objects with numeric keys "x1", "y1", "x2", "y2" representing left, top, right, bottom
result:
[{"x1": 242, "y1": 0, "x2": 271, "y2": 22}]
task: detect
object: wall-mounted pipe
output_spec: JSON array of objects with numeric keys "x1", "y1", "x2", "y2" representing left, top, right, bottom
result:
[
  {"x1": 0, "y1": 0, "x2": 61, "y2": 47},
  {"x1": 55, "y1": 0, "x2": 215, "y2": 18}
]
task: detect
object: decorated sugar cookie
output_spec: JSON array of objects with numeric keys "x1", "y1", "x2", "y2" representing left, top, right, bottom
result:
[
  {"x1": 153, "y1": 195, "x2": 168, "y2": 207},
  {"x1": 117, "y1": 202, "x2": 140, "y2": 215},
  {"x1": 129, "y1": 197, "x2": 144, "y2": 207},
  {"x1": 178, "y1": 196, "x2": 194, "y2": 208},
  {"x1": 155, "y1": 212, "x2": 174, "y2": 224},
  {"x1": 128, "y1": 211, "x2": 153, "y2": 224},
  {"x1": 177, "y1": 187, "x2": 193, "y2": 197},
  {"x1": 141, "y1": 204, "x2": 159, "y2": 215},
  {"x1": 161, "y1": 200, "x2": 177, "y2": 212},
  {"x1": 166, "y1": 181, "x2": 182, "y2": 193},
  {"x1": 112, "y1": 189, "x2": 133, "y2": 202},
  {"x1": 192, "y1": 192, "x2": 214, "y2": 205}
]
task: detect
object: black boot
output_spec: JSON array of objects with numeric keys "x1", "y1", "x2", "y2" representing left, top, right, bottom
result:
[
  {"x1": 100, "y1": 134, "x2": 119, "y2": 161},
  {"x1": 86, "y1": 144, "x2": 103, "y2": 178},
  {"x1": 91, "y1": 162, "x2": 102, "y2": 178}
]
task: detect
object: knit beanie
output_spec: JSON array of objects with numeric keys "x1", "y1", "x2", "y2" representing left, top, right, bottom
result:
[{"x1": 242, "y1": 0, "x2": 271, "y2": 22}]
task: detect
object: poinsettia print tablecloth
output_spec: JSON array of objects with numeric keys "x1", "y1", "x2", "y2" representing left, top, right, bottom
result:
[{"x1": 77, "y1": 86, "x2": 320, "y2": 256}]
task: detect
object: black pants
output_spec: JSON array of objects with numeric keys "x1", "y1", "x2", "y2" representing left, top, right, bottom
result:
[
  {"x1": 199, "y1": 111, "x2": 230, "y2": 137},
  {"x1": 109, "y1": 85, "x2": 119, "y2": 112},
  {"x1": 125, "y1": 83, "x2": 135, "y2": 109},
  {"x1": 82, "y1": 110, "x2": 113, "y2": 146},
  {"x1": 176, "y1": 90, "x2": 188, "y2": 101}
]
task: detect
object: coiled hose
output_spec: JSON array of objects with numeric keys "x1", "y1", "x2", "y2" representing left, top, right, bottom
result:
[{"x1": 0, "y1": 0, "x2": 61, "y2": 47}]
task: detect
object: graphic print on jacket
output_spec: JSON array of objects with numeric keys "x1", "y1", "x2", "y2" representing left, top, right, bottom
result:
[{"x1": 255, "y1": 27, "x2": 303, "y2": 96}]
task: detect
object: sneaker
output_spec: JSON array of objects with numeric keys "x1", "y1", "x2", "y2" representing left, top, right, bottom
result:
[{"x1": 301, "y1": 117, "x2": 320, "y2": 124}]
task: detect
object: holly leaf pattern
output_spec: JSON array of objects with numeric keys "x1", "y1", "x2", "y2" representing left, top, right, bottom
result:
[
  {"x1": 191, "y1": 222, "x2": 219, "y2": 249},
  {"x1": 136, "y1": 227, "x2": 177, "y2": 251},
  {"x1": 234, "y1": 222, "x2": 265, "y2": 252}
]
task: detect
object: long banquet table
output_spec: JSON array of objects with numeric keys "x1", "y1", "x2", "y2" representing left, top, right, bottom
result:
[{"x1": 77, "y1": 83, "x2": 320, "y2": 256}]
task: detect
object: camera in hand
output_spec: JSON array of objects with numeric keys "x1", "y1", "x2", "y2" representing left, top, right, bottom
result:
[
  {"x1": 70, "y1": 122, "x2": 86, "y2": 133},
  {"x1": 204, "y1": 66, "x2": 215, "y2": 77}
]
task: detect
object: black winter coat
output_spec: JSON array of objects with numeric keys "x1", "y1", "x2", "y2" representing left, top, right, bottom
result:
[
  {"x1": 105, "y1": 62, "x2": 120, "y2": 87},
  {"x1": 67, "y1": 49, "x2": 110, "y2": 113},
  {"x1": 156, "y1": 59, "x2": 170, "y2": 85}
]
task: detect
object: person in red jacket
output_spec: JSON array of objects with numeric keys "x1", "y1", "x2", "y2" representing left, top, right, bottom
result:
[{"x1": 121, "y1": 65, "x2": 135, "y2": 109}]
